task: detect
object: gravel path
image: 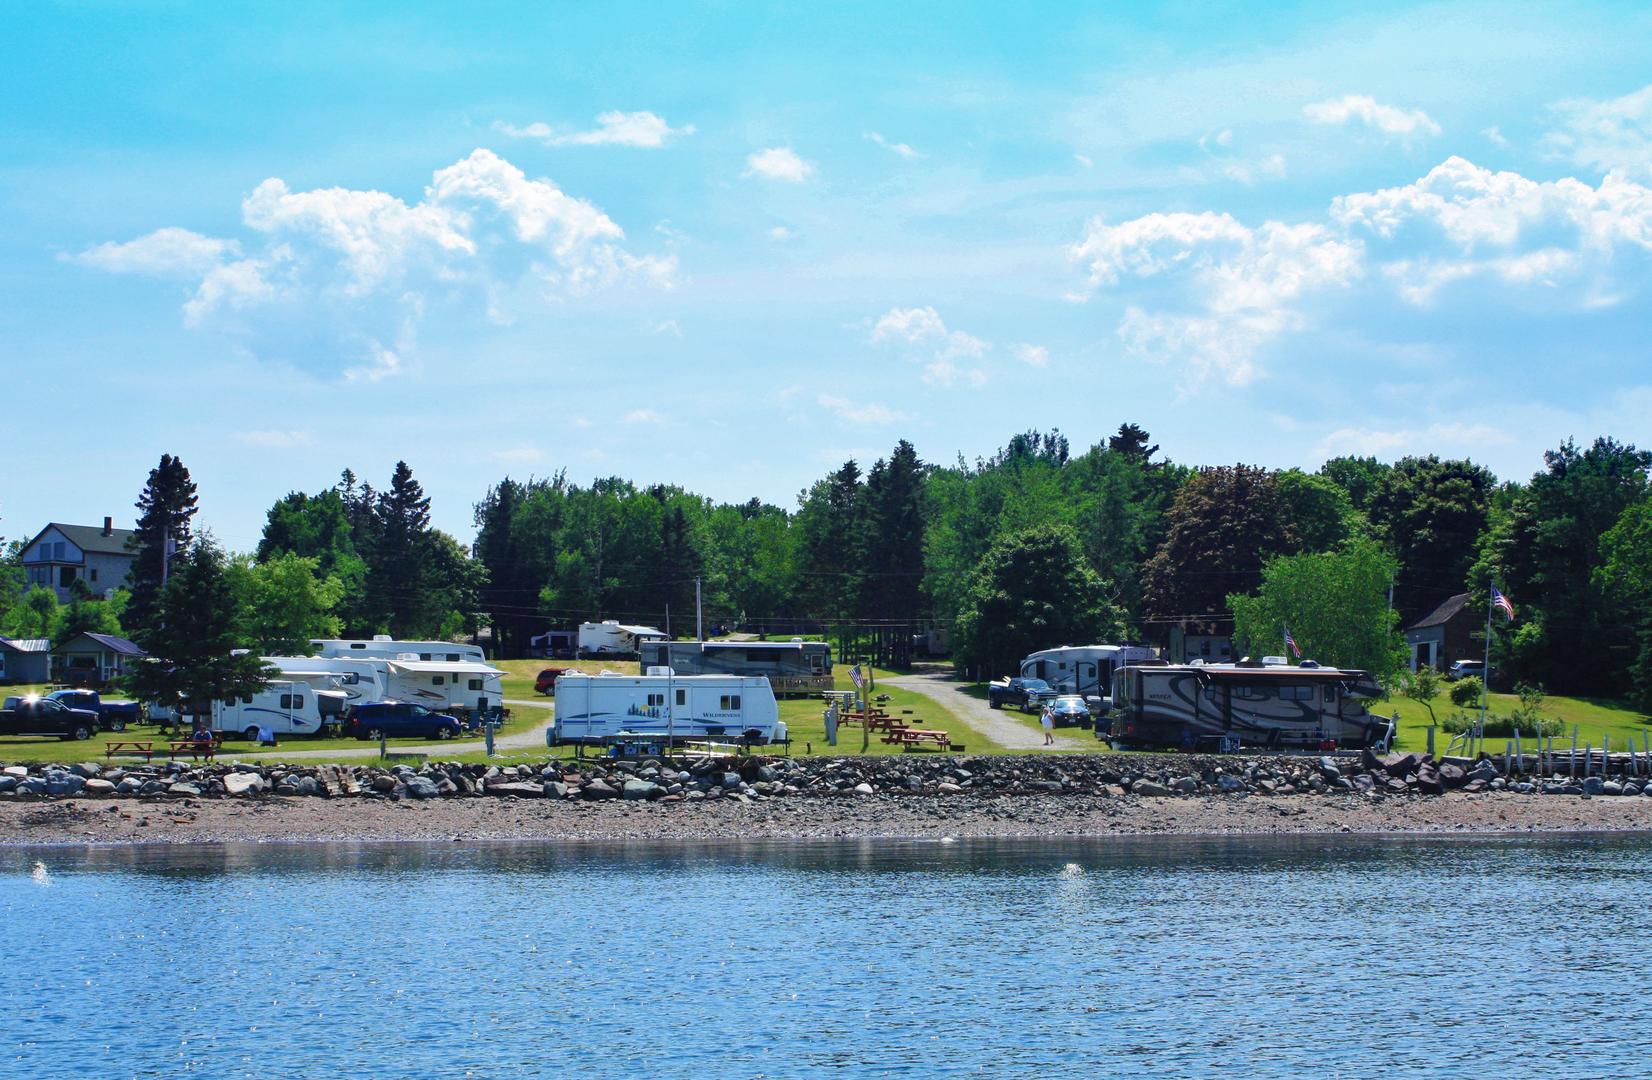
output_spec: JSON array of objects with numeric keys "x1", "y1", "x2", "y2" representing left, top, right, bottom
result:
[
  {"x1": 882, "y1": 671, "x2": 1089, "y2": 751},
  {"x1": 232, "y1": 703, "x2": 555, "y2": 761}
]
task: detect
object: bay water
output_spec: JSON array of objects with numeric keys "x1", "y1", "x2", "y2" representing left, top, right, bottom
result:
[{"x1": 2, "y1": 834, "x2": 1646, "y2": 1077}]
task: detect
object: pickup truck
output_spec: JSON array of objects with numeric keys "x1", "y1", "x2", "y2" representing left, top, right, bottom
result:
[
  {"x1": 0, "y1": 696, "x2": 101, "y2": 740},
  {"x1": 986, "y1": 677, "x2": 1059, "y2": 712},
  {"x1": 46, "y1": 689, "x2": 141, "y2": 732}
]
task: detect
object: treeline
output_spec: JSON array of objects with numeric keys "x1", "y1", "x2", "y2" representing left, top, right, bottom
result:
[{"x1": 2, "y1": 427, "x2": 1649, "y2": 707}]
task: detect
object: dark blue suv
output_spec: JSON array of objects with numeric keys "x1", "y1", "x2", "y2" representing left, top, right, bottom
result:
[{"x1": 347, "y1": 701, "x2": 462, "y2": 741}]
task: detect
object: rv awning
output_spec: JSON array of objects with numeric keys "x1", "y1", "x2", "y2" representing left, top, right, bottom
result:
[{"x1": 387, "y1": 660, "x2": 505, "y2": 678}]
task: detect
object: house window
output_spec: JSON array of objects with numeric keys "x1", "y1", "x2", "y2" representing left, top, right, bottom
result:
[
  {"x1": 90, "y1": 569, "x2": 99, "y2": 583},
  {"x1": 719, "y1": 695, "x2": 742, "y2": 710},
  {"x1": 60, "y1": 567, "x2": 77, "y2": 587},
  {"x1": 468, "y1": 679, "x2": 483, "y2": 691}
]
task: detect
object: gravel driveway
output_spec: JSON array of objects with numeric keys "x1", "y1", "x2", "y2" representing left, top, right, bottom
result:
[{"x1": 880, "y1": 671, "x2": 1089, "y2": 751}]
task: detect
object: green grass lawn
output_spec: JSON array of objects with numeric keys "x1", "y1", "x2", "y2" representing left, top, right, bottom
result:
[{"x1": 1376, "y1": 688, "x2": 1652, "y2": 756}]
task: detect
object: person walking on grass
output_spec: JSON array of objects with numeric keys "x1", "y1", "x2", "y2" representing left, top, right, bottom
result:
[{"x1": 1040, "y1": 704, "x2": 1055, "y2": 746}]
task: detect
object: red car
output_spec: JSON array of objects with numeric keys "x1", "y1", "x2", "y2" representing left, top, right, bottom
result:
[{"x1": 534, "y1": 668, "x2": 568, "y2": 695}]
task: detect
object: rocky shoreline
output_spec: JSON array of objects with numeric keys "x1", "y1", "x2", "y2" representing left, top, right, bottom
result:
[{"x1": 2, "y1": 750, "x2": 1650, "y2": 846}]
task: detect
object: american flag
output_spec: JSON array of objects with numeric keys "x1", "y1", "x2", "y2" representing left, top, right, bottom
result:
[
  {"x1": 849, "y1": 664, "x2": 864, "y2": 689},
  {"x1": 1492, "y1": 586, "x2": 1516, "y2": 621},
  {"x1": 1283, "y1": 625, "x2": 1302, "y2": 659}
]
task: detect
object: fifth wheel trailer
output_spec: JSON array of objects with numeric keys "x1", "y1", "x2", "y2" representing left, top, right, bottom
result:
[
  {"x1": 1018, "y1": 645, "x2": 1157, "y2": 698},
  {"x1": 637, "y1": 639, "x2": 833, "y2": 695}
]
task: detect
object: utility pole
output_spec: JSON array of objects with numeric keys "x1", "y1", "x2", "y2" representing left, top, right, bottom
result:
[{"x1": 695, "y1": 576, "x2": 703, "y2": 641}]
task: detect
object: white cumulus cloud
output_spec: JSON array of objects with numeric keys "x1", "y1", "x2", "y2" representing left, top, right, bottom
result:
[
  {"x1": 866, "y1": 132, "x2": 921, "y2": 159},
  {"x1": 1303, "y1": 94, "x2": 1441, "y2": 138},
  {"x1": 65, "y1": 227, "x2": 239, "y2": 277},
  {"x1": 68, "y1": 148, "x2": 675, "y2": 378},
  {"x1": 870, "y1": 306, "x2": 990, "y2": 388},
  {"x1": 1013, "y1": 343, "x2": 1049, "y2": 367},
  {"x1": 493, "y1": 111, "x2": 694, "y2": 148},
  {"x1": 625, "y1": 408, "x2": 663, "y2": 424},
  {"x1": 818, "y1": 394, "x2": 908, "y2": 425},
  {"x1": 745, "y1": 147, "x2": 815, "y2": 183},
  {"x1": 1314, "y1": 422, "x2": 1513, "y2": 459},
  {"x1": 1544, "y1": 84, "x2": 1652, "y2": 175}
]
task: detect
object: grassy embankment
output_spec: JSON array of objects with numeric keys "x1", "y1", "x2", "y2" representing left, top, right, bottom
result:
[
  {"x1": 0, "y1": 663, "x2": 997, "y2": 766},
  {"x1": 951, "y1": 677, "x2": 1650, "y2": 757}
]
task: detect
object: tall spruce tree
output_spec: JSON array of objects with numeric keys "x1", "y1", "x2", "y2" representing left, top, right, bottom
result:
[
  {"x1": 124, "y1": 537, "x2": 271, "y2": 717},
  {"x1": 125, "y1": 454, "x2": 198, "y2": 646},
  {"x1": 367, "y1": 461, "x2": 435, "y2": 637}
]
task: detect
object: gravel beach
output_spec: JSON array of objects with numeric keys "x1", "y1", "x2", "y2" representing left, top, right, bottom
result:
[{"x1": 3, "y1": 790, "x2": 1649, "y2": 847}]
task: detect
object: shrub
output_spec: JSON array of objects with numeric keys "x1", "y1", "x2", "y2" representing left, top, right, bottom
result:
[
  {"x1": 1449, "y1": 677, "x2": 1483, "y2": 709},
  {"x1": 1439, "y1": 710, "x2": 1563, "y2": 739}
]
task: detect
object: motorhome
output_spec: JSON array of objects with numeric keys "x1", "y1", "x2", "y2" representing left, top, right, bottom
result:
[
  {"x1": 637, "y1": 639, "x2": 833, "y2": 695},
  {"x1": 1104, "y1": 658, "x2": 1388, "y2": 751},
  {"x1": 210, "y1": 672, "x2": 349, "y2": 740},
  {"x1": 577, "y1": 621, "x2": 666, "y2": 658},
  {"x1": 548, "y1": 672, "x2": 785, "y2": 746},
  {"x1": 1019, "y1": 645, "x2": 1158, "y2": 698},
  {"x1": 309, "y1": 637, "x2": 487, "y2": 664}
]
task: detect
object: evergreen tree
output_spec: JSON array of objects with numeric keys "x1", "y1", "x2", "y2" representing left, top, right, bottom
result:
[
  {"x1": 124, "y1": 538, "x2": 271, "y2": 716},
  {"x1": 125, "y1": 454, "x2": 198, "y2": 644},
  {"x1": 1107, "y1": 422, "x2": 1159, "y2": 465},
  {"x1": 1366, "y1": 455, "x2": 1495, "y2": 622},
  {"x1": 367, "y1": 461, "x2": 435, "y2": 637},
  {"x1": 862, "y1": 440, "x2": 927, "y2": 627}
]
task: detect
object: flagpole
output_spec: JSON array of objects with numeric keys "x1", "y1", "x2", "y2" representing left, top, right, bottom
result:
[{"x1": 1481, "y1": 580, "x2": 1494, "y2": 759}]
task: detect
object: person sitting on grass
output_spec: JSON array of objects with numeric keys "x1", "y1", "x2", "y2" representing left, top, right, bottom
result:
[{"x1": 256, "y1": 724, "x2": 277, "y2": 747}]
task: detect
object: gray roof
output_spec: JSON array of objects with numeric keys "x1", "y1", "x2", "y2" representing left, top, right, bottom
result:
[
  {"x1": 28, "y1": 522, "x2": 138, "y2": 558},
  {"x1": 1408, "y1": 592, "x2": 1471, "y2": 631},
  {"x1": 0, "y1": 636, "x2": 51, "y2": 653},
  {"x1": 56, "y1": 632, "x2": 146, "y2": 656}
]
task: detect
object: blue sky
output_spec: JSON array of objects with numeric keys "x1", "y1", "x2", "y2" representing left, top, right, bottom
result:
[{"x1": 5, "y1": 1, "x2": 1652, "y2": 547}]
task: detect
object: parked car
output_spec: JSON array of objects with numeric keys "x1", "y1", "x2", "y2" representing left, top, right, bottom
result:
[
  {"x1": 0, "y1": 696, "x2": 100, "y2": 740},
  {"x1": 1446, "y1": 660, "x2": 1485, "y2": 681},
  {"x1": 46, "y1": 689, "x2": 141, "y2": 732},
  {"x1": 346, "y1": 701, "x2": 463, "y2": 741},
  {"x1": 535, "y1": 667, "x2": 569, "y2": 695},
  {"x1": 1047, "y1": 695, "x2": 1093, "y2": 728},
  {"x1": 987, "y1": 677, "x2": 1058, "y2": 712}
]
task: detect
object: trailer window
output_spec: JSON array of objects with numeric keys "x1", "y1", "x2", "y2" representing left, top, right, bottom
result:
[
  {"x1": 647, "y1": 693, "x2": 665, "y2": 707},
  {"x1": 1234, "y1": 685, "x2": 1268, "y2": 701},
  {"x1": 242, "y1": 695, "x2": 253, "y2": 704},
  {"x1": 1281, "y1": 685, "x2": 1314, "y2": 701},
  {"x1": 279, "y1": 694, "x2": 292, "y2": 708},
  {"x1": 676, "y1": 689, "x2": 687, "y2": 706},
  {"x1": 432, "y1": 676, "x2": 445, "y2": 687},
  {"x1": 720, "y1": 695, "x2": 741, "y2": 710},
  {"x1": 468, "y1": 679, "x2": 484, "y2": 691},
  {"x1": 446, "y1": 653, "x2": 460, "y2": 662}
]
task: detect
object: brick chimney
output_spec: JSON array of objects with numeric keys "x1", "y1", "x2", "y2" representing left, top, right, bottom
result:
[{"x1": 102, "y1": 516, "x2": 113, "y2": 536}]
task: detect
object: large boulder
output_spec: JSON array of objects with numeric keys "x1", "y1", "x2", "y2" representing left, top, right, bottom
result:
[
  {"x1": 223, "y1": 772, "x2": 264, "y2": 796},
  {"x1": 70, "y1": 762, "x2": 103, "y2": 779},
  {"x1": 489, "y1": 782, "x2": 544, "y2": 798},
  {"x1": 82, "y1": 778, "x2": 117, "y2": 795},
  {"x1": 581, "y1": 779, "x2": 619, "y2": 800},
  {"x1": 1132, "y1": 780, "x2": 1171, "y2": 798},
  {"x1": 622, "y1": 779, "x2": 659, "y2": 801},
  {"x1": 404, "y1": 776, "x2": 440, "y2": 800}
]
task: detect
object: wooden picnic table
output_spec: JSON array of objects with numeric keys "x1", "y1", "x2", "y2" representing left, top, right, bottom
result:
[
  {"x1": 881, "y1": 727, "x2": 954, "y2": 751},
  {"x1": 169, "y1": 738, "x2": 222, "y2": 761},
  {"x1": 104, "y1": 740, "x2": 156, "y2": 761}
]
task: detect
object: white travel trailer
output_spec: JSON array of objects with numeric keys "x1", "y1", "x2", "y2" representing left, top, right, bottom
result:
[
  {"x1": 381, "y1": 660, "x2": 505, "y2": 714},
  {"x1": 549, "y1": 672, "x2": 785, "y2": 746},
  {"x1": 1019, "y1": 644, "x2": 1158, "y2": 698},
  {"x1": 309, "y1": 636, "x2": 487, "y2": 664},
  {"x1": 577, "y1": 621, "x2": 667, "y2": 659},
  {"x1": 637, "y1": 639, "x2": 832, "y2": 695},
  {"x1": 263, "y1": 656, "x2": 389, "y2": 708},
  {"x1": 210, "y1": 672, "x2": 349, "y2": 739}
]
